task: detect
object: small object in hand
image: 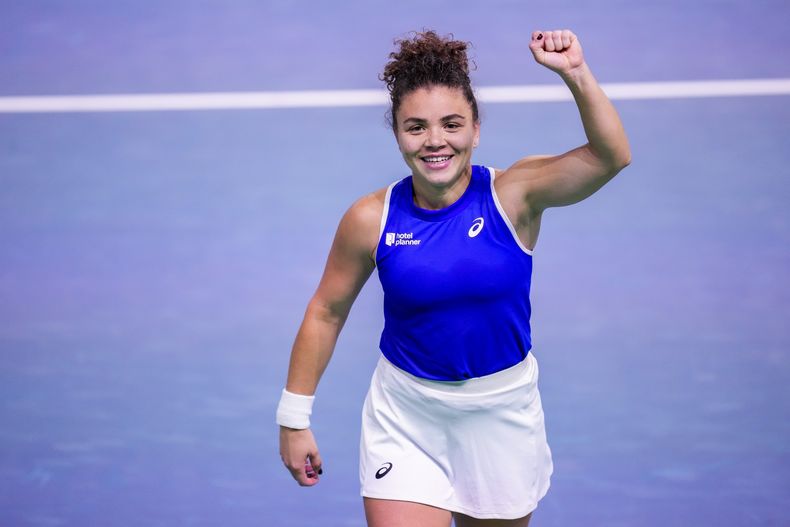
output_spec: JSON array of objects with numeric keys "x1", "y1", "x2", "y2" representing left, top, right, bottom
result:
[
  {"x1": 537, "y1": 33, "x2": 543, "y2": 40},
  {"x1": 305, "y1": 463, "x2": 317, "y2": 479}
]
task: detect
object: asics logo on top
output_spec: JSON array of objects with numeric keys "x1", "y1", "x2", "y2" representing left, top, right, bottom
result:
[
  {"x1": 375, "y1": 462, "x2": 393, "y2": 479},
  {"x1": 468, "y1": 217, "x2": 484, "y2": 238}
]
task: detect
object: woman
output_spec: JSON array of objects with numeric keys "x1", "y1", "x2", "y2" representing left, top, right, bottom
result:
[{"x1": 278, "y1": 29, "x2": 630, "y2": 526}]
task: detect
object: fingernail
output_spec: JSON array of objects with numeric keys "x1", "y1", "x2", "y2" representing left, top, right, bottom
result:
[{"x1": 537, "y1": 34, "x2": 543, "y2": 40}]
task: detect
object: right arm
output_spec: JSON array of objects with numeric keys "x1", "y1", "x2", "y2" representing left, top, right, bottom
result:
[{"x1": 279, "y1": 191, "x2": 383, "y2": 486}]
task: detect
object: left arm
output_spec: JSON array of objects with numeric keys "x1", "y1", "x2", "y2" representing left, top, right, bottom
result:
[{"x1": 502, "y1": 30, "x2": 631, "y2": 214}]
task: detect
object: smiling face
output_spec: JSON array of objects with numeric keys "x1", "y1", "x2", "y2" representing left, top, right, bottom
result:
[{"x1": 394, "y1": 85, "x2": 480, "y2": 202}]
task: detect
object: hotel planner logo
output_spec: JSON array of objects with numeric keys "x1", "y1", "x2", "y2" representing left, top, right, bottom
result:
[{"x1": 385, "y1": 232, "x2": 421, "y2": 246}]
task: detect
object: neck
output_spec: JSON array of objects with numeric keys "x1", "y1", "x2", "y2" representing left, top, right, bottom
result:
[{"x1": 412, "y1": 165, "x2": 472, "y2": 210}]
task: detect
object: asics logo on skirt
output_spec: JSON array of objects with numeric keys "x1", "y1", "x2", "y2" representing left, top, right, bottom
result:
[{"x1": 375, "y1": 462, "x2": 393, "y2": 479}]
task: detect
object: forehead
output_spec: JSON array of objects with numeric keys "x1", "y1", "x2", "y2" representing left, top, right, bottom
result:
[{"x1": 397, "y1": 85, "x2": 473, "y2": 120}]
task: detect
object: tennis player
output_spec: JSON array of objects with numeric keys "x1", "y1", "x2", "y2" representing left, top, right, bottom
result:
[{"x1": 278, "y1": 29, "x2": 631, "y2": 526}]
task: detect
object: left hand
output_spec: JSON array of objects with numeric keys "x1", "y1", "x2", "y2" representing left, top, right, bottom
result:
[{"x1": 529, "y1": 29, "x2": 585, "y2": 77}]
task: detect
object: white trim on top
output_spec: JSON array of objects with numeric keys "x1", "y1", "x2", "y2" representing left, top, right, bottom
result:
[
  {"x1": 373, "y1": 180, "x2": 398, "y2": 261},
  {"x1": 488, "y1": 167, "x2": 533, "y2": 256}
]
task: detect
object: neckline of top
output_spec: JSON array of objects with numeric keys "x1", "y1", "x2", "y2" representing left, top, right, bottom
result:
[{"x1": 405, "y1": 165, "x2": 485, "y2": 222}]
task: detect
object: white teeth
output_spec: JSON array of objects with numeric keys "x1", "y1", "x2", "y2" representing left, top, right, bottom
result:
[{"x1": 423, "y1": 156, "x2": 451, "y2": 163}]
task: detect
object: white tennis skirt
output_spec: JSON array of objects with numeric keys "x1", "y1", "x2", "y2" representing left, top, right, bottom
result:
[{"x1": 359, "y1": 352, "x2": 553, "y2": 520}]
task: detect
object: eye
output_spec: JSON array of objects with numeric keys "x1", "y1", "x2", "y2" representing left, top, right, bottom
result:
[
  {"x1": 444, "y1": 122, "x2": 462, "y2": 131},
  {"x1": 406, "y1": 124, "x2": 425, "y2": 133}
]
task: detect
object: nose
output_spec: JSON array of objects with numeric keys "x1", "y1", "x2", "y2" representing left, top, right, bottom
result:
[{"x1": 426, "y1": 126, "x2": 445, "y2": 149}]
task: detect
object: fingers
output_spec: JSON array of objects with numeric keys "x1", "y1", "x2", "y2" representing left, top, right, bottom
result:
[
  {"x1": 530, "y1": 29, "x2": 576, "y2": 52},
  {"x1": 562, "y1": 30, "x2": 573, "y2": 49},
  {"x1": 310, "y1": 450, "x2": 324, "y2": 476},
  {"x1": 528, "y1": 32, "x2": 544, "y2": 61},
  {"x1": 284, "y1": 454, "x2": 321, "y2": 486},
  {"x1": 547, "y1": 31, "x2": 559, "y2": 52}
]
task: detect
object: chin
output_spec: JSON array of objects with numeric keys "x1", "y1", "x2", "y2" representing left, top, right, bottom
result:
[{"x1": 416, "y1": 161, "x2": 465, "y2": 187}]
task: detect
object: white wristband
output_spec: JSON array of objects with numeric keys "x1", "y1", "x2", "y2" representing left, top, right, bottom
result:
[{"x1": 276, "y1": 389, "x2": 315, "y2": 429}]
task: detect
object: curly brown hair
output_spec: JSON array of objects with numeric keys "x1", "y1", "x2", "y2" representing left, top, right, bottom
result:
[{"x1": 380, "y1": 30, "x2": 478, "y2": 130}]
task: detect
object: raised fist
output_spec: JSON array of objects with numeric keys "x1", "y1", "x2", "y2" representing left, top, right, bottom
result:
[{"x1": 529, "y1": 29, "x2": 585, "y2": 76}]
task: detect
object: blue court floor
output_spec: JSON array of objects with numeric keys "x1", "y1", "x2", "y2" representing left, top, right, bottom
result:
[{"x1": 1, "y1": 2, "x2": 789, "y2": 526}]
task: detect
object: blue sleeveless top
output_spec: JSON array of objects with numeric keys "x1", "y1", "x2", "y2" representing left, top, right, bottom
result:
[{"x1": 376, "y1": 165, "x2": 533, "y2": 381}]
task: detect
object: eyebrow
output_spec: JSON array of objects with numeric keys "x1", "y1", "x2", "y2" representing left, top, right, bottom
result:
[{"x1": 402, "y1": 114, "x2": 467, "y2": 125}]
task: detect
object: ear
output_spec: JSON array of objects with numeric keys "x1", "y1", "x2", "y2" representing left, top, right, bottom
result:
[{"x1": 473, "y1": 121, "x2": 480, "y2": 148}]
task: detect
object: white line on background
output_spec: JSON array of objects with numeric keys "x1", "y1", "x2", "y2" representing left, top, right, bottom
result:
[{"x1": 1, "y1": 78, "x2": 788, "y2": 113}]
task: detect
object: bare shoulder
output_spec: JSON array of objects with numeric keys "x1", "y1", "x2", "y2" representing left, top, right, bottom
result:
[
  {"x1": 335, "y1": 186, "x2": 388, "y2": 259},
  {"x1": 343, "y1": 187, "x2": 387, "y2": 231},
  {"x1": 491, "y1": 155, "x2": 554, "y2": 219}
]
